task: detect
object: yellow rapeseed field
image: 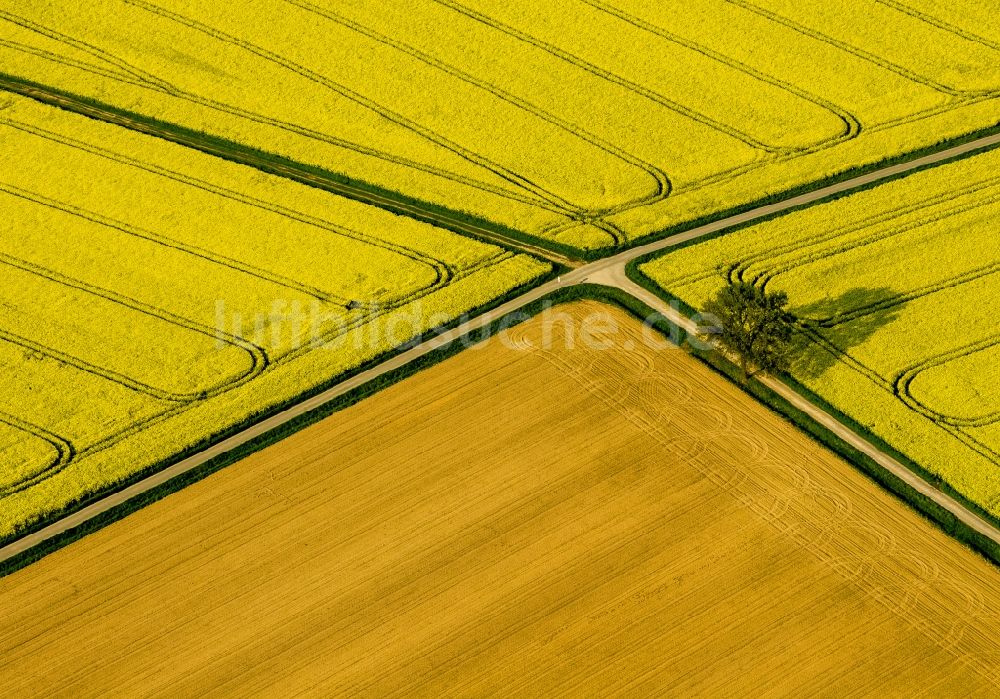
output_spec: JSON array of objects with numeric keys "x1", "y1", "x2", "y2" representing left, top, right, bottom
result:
[
  {"x1": 0, "y1": 94, "x2": 549, "y2": 540},
  {"x1": 640, "y1": 146, "x2": 1000, "y2": 518},
  {"x1": 3, "y1": 303, "x2": 999, "y2": 696},
  {"x1": 1, "y1": 0, "x2": 999, "y2": 251}
]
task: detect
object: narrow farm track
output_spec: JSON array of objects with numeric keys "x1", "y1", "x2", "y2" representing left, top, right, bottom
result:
[
  {"x1": 4, "y1": 303, "x2": 1000, "y2": 695},
  {"x1": 0, "y1": 76, "x2": 581, "y2": 268},
  {"x1": 3, "y1": 82, "x2": 1000, "y2": 567},
  {"x1": 592, "y1": 267, "x2": 1000, "y2": 551}
]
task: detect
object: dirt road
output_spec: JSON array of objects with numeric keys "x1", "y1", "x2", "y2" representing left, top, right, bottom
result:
[
  {"x1": 2, "y1": 84, "x2": 1000, "y2": 566},
  {"x1": 5, "y1": 303, "x2": 1000, "y2": 696}
]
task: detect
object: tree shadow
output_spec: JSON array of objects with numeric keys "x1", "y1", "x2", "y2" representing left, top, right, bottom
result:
[{"x1": 789, "y1": 286, "x2": 904, "y2": 381}]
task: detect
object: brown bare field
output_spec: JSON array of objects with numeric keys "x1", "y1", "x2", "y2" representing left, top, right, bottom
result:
[{"x1": 2, "y1": 301, "x2": 999, "y2": 696}]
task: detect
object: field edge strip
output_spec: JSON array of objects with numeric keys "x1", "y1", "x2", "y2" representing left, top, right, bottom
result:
[
  {"x1": 5, "y1": 279, "x2": 1000, "y2": 578},
  {"x1": 0, "y1": 264, "x2": 563, "y2": 573},
  {"x1": 6, "y1": 73, "x2": 1000, "y2": 263},
  {"x1": 0, "y1": 72, "x2": 583, "y2": 267}
]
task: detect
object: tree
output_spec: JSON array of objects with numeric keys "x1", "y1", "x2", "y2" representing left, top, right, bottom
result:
[{"x1": 700, "y1": 278, "x2": 797, "y2": 383}]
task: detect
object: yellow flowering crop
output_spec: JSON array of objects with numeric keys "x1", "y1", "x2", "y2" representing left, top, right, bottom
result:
[
  {"x1": 0, "y1": 96, "x2": 550, "y2": 538},
  {"x1": 640, "y1": 146, "x2": 1000, "y2": 517},
  {"x1": 2, "y1": 0, "x2": 999, "y2": 251}
]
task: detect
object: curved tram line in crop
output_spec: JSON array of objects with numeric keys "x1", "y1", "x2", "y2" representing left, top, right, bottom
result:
[
  {"x1": 279, "y1": 0, "x2": 672, "y2": 247},
  {"x1": 575, "y1": 0, "x2": 862, "y2": 150},
  {"x1": 709, "y1": 186, "x2": 1000, "y2": 478},
  {"x1": 4, "y1": 0, "x2": 1000, "y2": 248},
  {"x1": 0, "y1": 413, "x2": 75, "y2": 499},
  {"x1": 431, "y1": 0, "x2": 859, "y2": 153},
  {"x1": 423, "y1": 0, "x2": 851, "y2": 243},
  {"x1": 585, "y1": 0, "x2": 1000, "y2": 138},
  {"x1": 572, "y1": 0, "x2": 1000, "y2": 219},
  {"x1": 648, "y1": 168, "x2": 1000, "y2": 291},
  {"x1": 2, "y1": 0, "x2": 999, "y2": 533},
  {"x1": 0, "y1": 243, "x2": 515, "y2": 496},
  {"x1": 0, "y1": 117, "x2": 457, "y2": 300},
  {"x1": 0, "y1": 133, "x2": 521, "y2": 497},
  {"x1": 784, "y1": 323, "x2": 1000, "y2": 502},
  {"x1": 0, "y1": 10, "x2": 578, "y2": 220},
  {"x1": 120, "y1": 0, "x2": 610, "y2": 222},
  {"x1": 896, "y1": 334, "x2": 1000, "y2": 429},
  {"x1": 281, "y1": 0, "x2": 680, "y2": 222}
]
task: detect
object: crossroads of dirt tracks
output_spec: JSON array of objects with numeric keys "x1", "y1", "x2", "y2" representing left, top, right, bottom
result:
[{"x1": 3, "y1": 75, "x2": 1000, "y2": 568}]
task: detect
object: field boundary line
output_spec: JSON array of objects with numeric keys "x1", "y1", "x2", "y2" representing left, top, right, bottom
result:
[
  {"x1": 284, "y1": 0, "x2": 677, "y2": 244},
  {"x1": 5, "y1": 72, "x2": 1000, "y2": 573},
  {"x1": 0, "y1": 74, "x2": 584, "y2": 266},
  {"x1": 611, "y1": 269, "x2": 1000, "y2": 553},
  {"x1": 0, "y1": 28, "x2": 573, "y2": 216},
  {"x1": 0, "y1": 278, "x2": 578, "y2": 573},
  {"x1": 2, "y1": 2, "x2": 581, "y2": 217},
  {"x1": 5, "y1": 278, "x2": 1000, "y2": 576},
  {"x1": 5, "y1": 64, "x2": 1000, "y2": 260}
]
